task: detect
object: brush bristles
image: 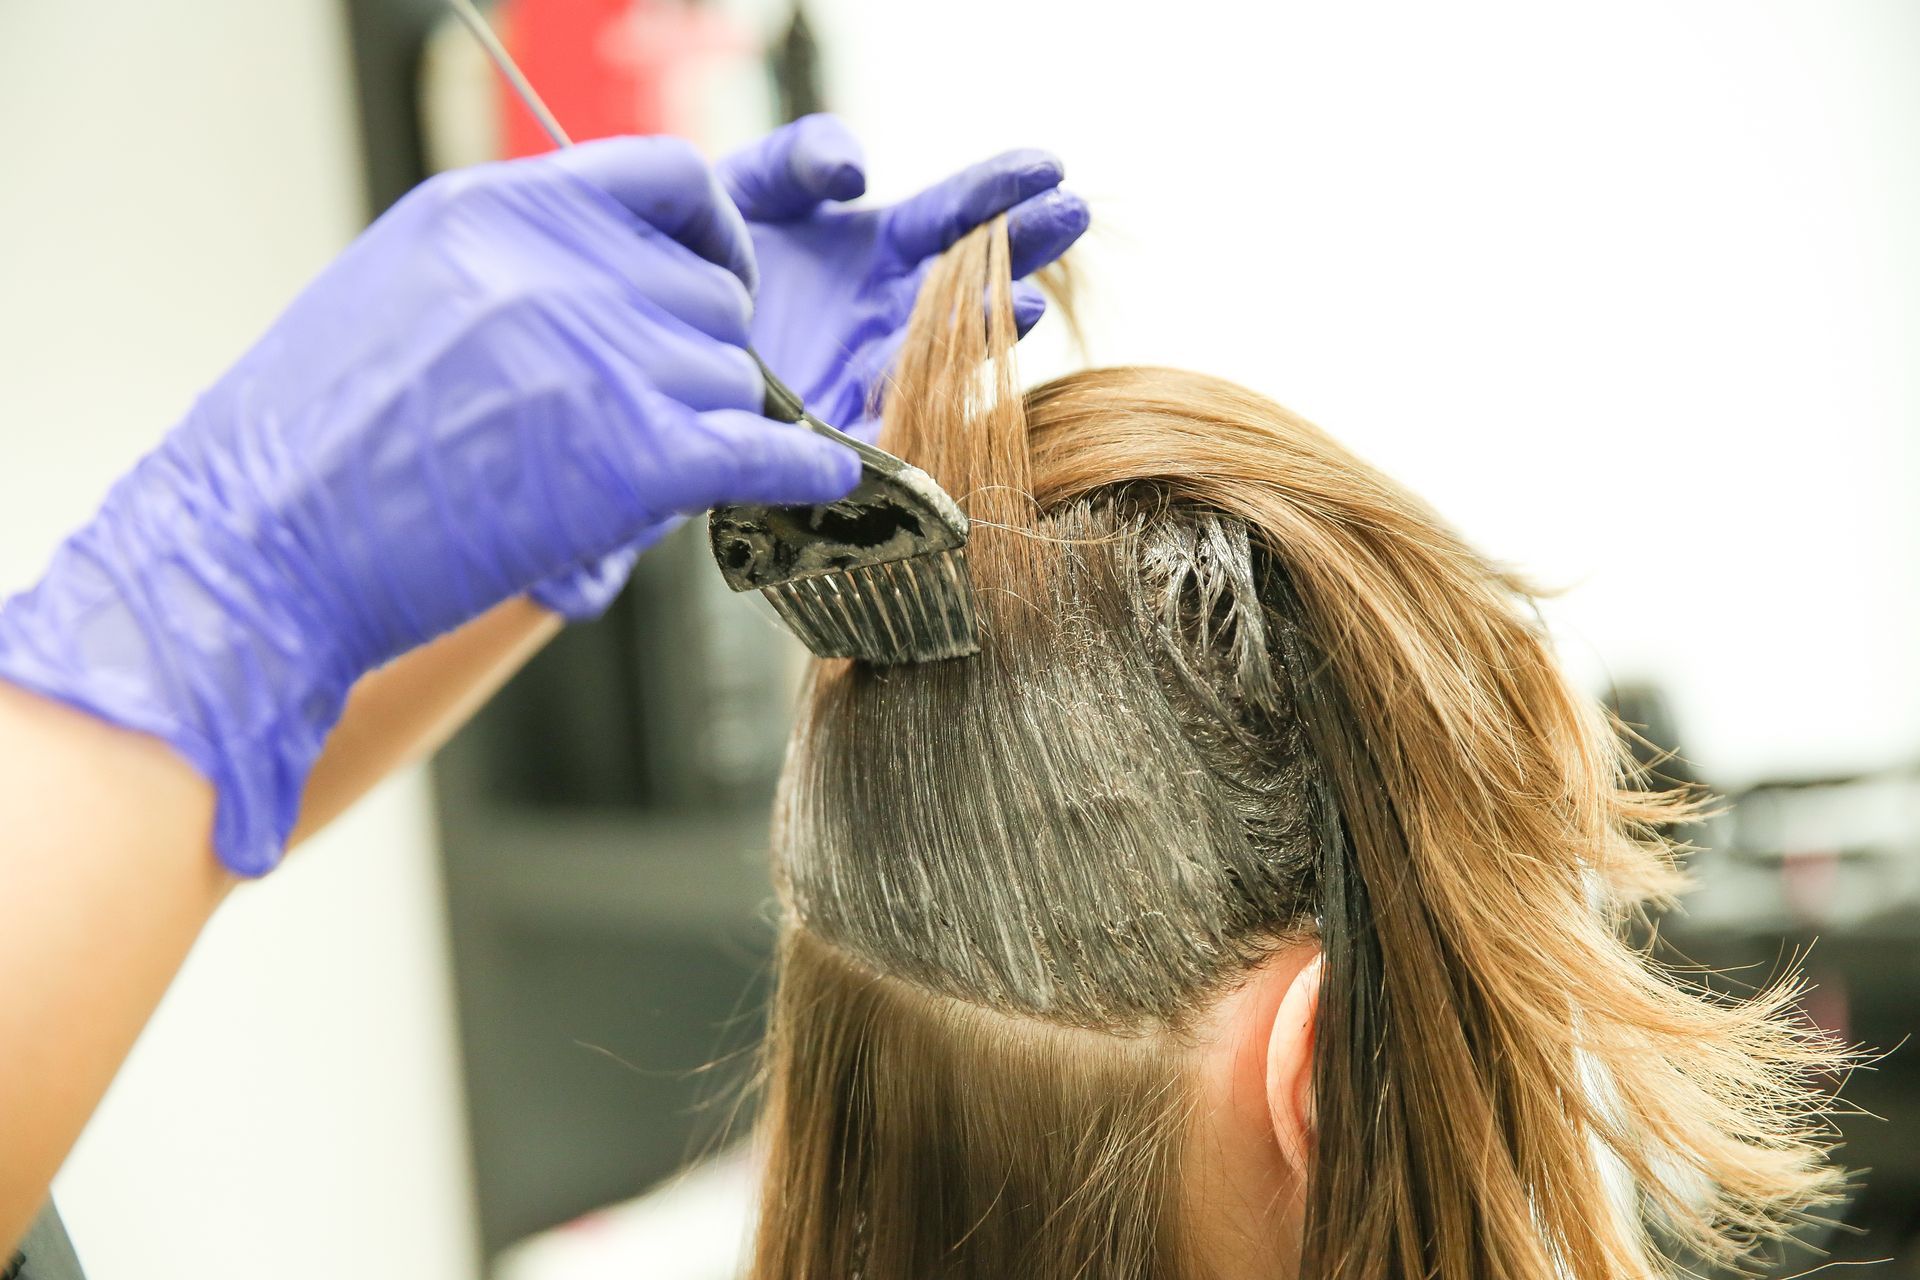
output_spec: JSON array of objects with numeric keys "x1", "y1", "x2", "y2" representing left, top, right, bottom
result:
[{"x1": 762, "y1": 548, "x2": 980, "y2": 664}]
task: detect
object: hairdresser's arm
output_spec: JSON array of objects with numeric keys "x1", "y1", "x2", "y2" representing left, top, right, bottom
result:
[
  {"x1": 0, "y1": 594, "x2": 561, "y2": 1253},
  {"x1": 0, "y1": 137, "x2": 859, "y2": 1253},
  {"x1": 0, "y1": 137, "x2": 856, "y2": 880}
]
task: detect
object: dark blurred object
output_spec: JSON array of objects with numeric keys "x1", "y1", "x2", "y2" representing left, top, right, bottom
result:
[
  {"x1": 1605, "y1": 680, "x2": 1703, "y2": 795},
  {"x1": 7, "y1": 1204, "x2": 85, "y2": 1280},
  {"x1": 341, "y1": 1, "x2": 830, "y2": 1263},
  {"x1": 771, "y1": 4, "x2": 822, "y2": 121},
  {"x1": 472, "y1": 530, "x2": 798, "y2": 810},
  {"x1": 434, "y1": 526, "x2": 801, "y2": 1258},
  {"x1": 1608, "y1": 682, "x2": 1920, "y2": 1276},
  {"x1": 341, "y1": 0, "x2": 446, "y2": 216}
]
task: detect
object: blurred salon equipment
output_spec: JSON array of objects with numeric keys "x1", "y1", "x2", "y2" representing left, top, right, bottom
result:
[
  {"x1": 1610, "y1": 683, "x2": 1920, "y2": 1275},
  {"x1": 430, "y1": 526, "x2": 796, "y2": 1257}
]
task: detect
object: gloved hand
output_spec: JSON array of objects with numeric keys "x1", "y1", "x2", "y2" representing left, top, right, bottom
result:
[
  {"x1": 0, "y1": 137, "x2": 857, "y2": 875},
  {"x1": 723, "y1": 113, "x2": 1089, "y2": 435},
  {"x1": 531, "y1": 115, "x2": 1090, "y2": 621}
]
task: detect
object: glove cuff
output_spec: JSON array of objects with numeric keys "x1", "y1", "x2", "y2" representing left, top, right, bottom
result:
[{"x1": 0, "y1": 491, "x2": 354, "y2": 876}]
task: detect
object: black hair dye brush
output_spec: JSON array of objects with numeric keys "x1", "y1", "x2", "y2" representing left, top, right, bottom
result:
[
  {"x1": 707, "y1": 359, "x2": 978, "y2": 663},
  {"x1": 450, "y1": 0, "x2": 981, "y2": 665}
]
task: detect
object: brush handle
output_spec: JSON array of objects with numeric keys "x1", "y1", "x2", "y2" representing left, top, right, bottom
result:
[{"x1": 751, "y1": 350, "x2": 909, "y2": 477}]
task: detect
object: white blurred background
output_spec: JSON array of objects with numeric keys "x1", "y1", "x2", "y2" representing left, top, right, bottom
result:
[{"x1": 0, "y1": 2, "x2": 1914, "y2": 1277}]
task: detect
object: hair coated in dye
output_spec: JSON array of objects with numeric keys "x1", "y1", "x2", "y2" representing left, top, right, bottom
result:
[{"x1": 747, "y1": 220, "x2": 1851, "y2": 1279}]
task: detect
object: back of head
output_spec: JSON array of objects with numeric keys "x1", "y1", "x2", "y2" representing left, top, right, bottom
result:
[{"x1": 749, "y1": 222, "x2": 1845, "y2": 1278}]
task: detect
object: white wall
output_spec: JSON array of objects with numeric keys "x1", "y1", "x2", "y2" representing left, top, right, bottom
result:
[
  {"x1": 0, "y1": 5, "x2": 479, "y2": 1280},
  {"x1": 809, "y1": 0, "x2": 1920, "y2": 785}
]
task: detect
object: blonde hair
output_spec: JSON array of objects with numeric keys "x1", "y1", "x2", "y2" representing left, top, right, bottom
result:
[{"x1": 747, "y1": 219, "x2": 1848, "y2": 1278}]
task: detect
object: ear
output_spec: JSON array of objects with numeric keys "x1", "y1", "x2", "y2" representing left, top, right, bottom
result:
[{"x1": 1265, "y1": 951, "x2": 1322, "y2": 1176}]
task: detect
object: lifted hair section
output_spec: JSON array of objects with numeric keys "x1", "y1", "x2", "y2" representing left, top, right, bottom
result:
[{"x1": 751, "y1": 219, "x2": 1850, "y2": 1279}]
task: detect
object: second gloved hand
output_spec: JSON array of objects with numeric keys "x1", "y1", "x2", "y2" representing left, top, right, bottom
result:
[
  {"x1": 0, "y1": 137, "x2": 857, "y2": 874},
  {"x1": 722, "y1": 114, "x2": 1090, "y2": 435}
]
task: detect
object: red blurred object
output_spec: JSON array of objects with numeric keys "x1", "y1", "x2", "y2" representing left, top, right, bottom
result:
[{"x1": 498, "y1": 0, "x2": 752, "y2": 157}]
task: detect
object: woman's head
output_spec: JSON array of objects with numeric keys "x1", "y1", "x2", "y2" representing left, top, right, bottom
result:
[{"x1": 749, "y1": 222, "x2": 1845, "y2": 1278}]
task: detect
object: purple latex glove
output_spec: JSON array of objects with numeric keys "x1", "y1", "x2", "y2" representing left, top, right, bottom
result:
[
  {"x1": 0, "y1": 137, "x2": 857, "y2": 875},
  {"x1": 724, "y1": 114, "x2": 1090, "y2": 437},
  {"x1": 530, "y1": 116, "x2": 1090, "y2": 621}
]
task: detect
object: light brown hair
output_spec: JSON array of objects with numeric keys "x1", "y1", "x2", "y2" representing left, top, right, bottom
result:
[{"x1": 746, "y1": 220, "x2": 1848, "y2": 1278}]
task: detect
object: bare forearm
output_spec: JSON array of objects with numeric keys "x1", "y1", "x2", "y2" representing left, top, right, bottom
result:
[
  {"x1": 0, "y1": 681, "x2": 228, "y2": 1250},
  {"x1": 0, "y1": 597, "x2": 560, "y2": 1250}
]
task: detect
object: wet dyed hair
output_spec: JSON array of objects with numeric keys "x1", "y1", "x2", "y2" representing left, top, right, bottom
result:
[{"x1": 745, "y1": 221, "x2": 1847, "y2": 1278}]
